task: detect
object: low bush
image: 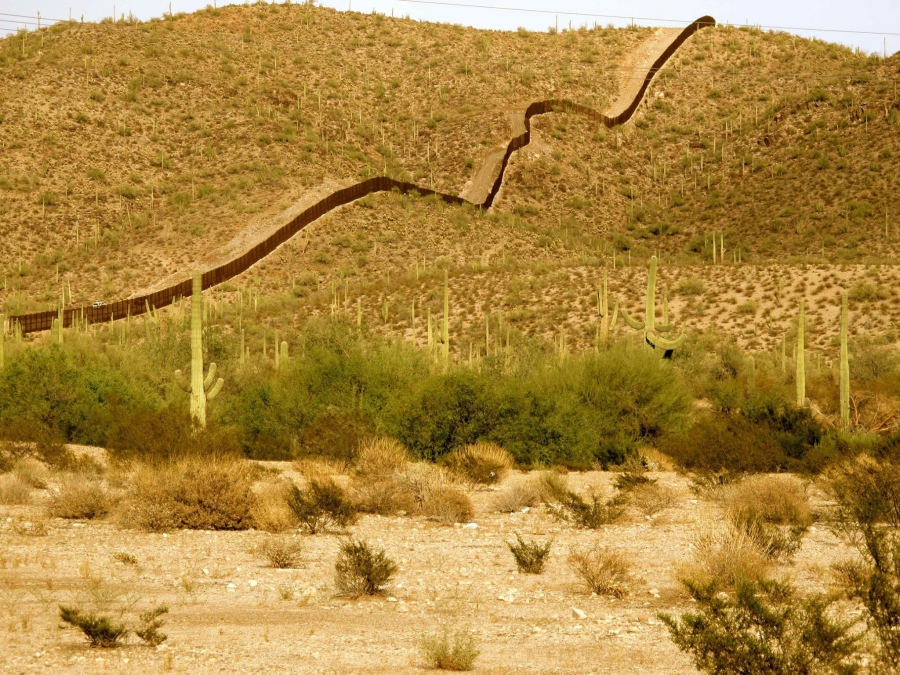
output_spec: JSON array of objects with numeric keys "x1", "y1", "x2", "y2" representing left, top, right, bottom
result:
[
  {"x1": 689, "y1": 522, "x2": 771, "y2": 589},
  {"x1": 534, "y1": 469, "x2": 568, "y2": 502},
  {"x1": 354, "y1": 437, "x2": 410, "y2": 476},
  {"x1": 351, "y1": 476, "x2": 418, "y2": 516},
  {"x1": 0, "y1": 473, "x2": 31, "y2": 505},
  {"x1": 508, "y1": 534, "x2": 552, "y2": 574},
  {"x1": 123, "y1": 456, "x2": 255, "y2": 531},
  {"x1": 421, "y1": 487, "x2": 474, "y2": 525},
  {"x1": 421, "y1": 626, "x2": 480, "y2": 671},
  {"x1": 827, "y1": 450, "x2": 900, "y2": 668},
  {"x1": 492, "y1": 479, "x2": 540, "y2": 513},
  {"x1": 568, "y1": 544, "x2": 632, "y2": 597},
  {"x1": 50, "y1": 476, "x2": 112, "y2": 519},
  {"x1": 288, "y1": 479, "x2": 357, "y2": 534},
  {"x1": 334, "y1": 539, "x2": 397, "y2": 598},
  {"x1": 629, "y1": 482, "x2": 679, "y2": 517},
  {"x1": 661, "y1": 578, "x2": 861, "y2": 675},
  {"x1": 257, "y1": 536, "x2": 303, "y2": 569},
  {"x1": 551, "y1": 490, "x2": 626, "y2": 529},
  {"x1": 135, "y1": 605, "x2": 169, "y2": 647},
  {"x1": 720, "y1": 475, "x2": 812, "y2": 560},
  {"x1": 444, "y1": 442, "x2": 513, "y2": 485},
  {"x1": 12, "y1": 457, "x2": 49, "y2": 488},
  {"x1": 250, "y1": 480, "x2": 297, "y2": 532},
  {"x1": 59, "y1": 606, "x2": 129, "y2": 648}
]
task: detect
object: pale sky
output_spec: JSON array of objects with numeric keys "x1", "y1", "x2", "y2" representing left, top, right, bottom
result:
[{"x1": 3, "y1": 0, "x2": 899, "y2": 56}]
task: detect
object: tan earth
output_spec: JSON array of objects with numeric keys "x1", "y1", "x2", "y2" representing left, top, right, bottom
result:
[{"x1": 1, "y1": 466, "x2": 854, "y2": 674}]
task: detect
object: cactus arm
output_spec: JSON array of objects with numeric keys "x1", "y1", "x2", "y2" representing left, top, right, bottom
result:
[
  {"x1": 645, "y1": 255, "x2": 658, "y2": 332},
  {"x1": 610, "y1": 299, "x2": 619, "y2": 327},
  {"x1": 204, "y1": 362, "x2": 217, "y2": 390},
  {"x1": 174, "y1": 369, "x2": 191, "y2": 392},
  {"x1": 655, "y1": 322, "x2": 675, "y2": 333},
  {"x1": 206, "y1": 377, "x2": 224, "y2": 401},
  {"x1": 620, "y1": 307, "x2": 645, "y2": 330},
  {"x1": 646, "y1": 330, "x2": 686, "y2": 351},
  {"x1": 840, "y1": 291, "x2": 850, "y2": 428}
]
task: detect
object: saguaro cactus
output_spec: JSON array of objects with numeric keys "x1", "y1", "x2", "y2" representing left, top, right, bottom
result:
[
  {"x1": 174, "y1": 270, "x2": 224, "y2": 428},
  {"x1": 440, "y1": 270, "x2": 450, "y2": 362},
  {"x1": 619, "y1": 255, "x2": 685, "y2": 356},
  {"x1": 796, "y1": 299, "x2": 806, "y2": 408},
  {"x1": 840, "y1": 291, "x2": 850, "y2": 429},
  {"x1": 0, "y1": 313, "x2": 4, "y2": 368}
]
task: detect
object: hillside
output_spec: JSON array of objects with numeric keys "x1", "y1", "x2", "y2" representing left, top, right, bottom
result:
[{"x1": 1, "y1": 5, "x2": 899, "y2": 359}]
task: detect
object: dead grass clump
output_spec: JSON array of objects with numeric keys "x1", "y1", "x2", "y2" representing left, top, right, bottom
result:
[
  {"x1": 568, "y1": 544, "x2": 632, "y2": 597},
  {"x1": 123, "y1": 457, "x2": 255, "y2": 531},
  {"x1": 257, "y1": 536, "x2": 303, "y2": 569},
  {"x1": 351, "y1": 477, "x2": 418, "y2": 516},
  {"x1": 719, "y1": 475, "x2": 812, "y2": 559},
  {"x1": 720, "y1": 475, "x2": 812, "y2": 527},
  {"x1": 250, "y1": 480, "x2": 298, "y2": 532},
  {"x1": 292, "y1": 457, "x2": 348, "y2": 481},
  {"x1": 534, "y1": 469, "x2": 568, "y2": 502},
  {"x1": 492, "y1": 479, "x2": 540, "y2": 513},
  {"x1": 0, "y1": 474, "x2": 32, "y2": 505},
  {"x1": 444, "y1": 442, "x2": 513, "y2": 485},
  {"x1": 689, "y1": 522, "x2": 771, "y2": 589},
  {"x1": 421, "y1": 626, "x2": 480, "y2": 671},
  {"x1": 421, "y1": 487, "x2": 475, "y2": 525},
  {"x1": 49, "y1": 476, "x2": 112, "y2": 519},
  {"x1": 354, "y1": 437, "x2": 410, "y2": 476},
  {"x1": 630, "y1": 482, "x2": 679, "y2": 517},
  {"x1": 12, "y1": 457, "x2": 49, "y2": 488}
]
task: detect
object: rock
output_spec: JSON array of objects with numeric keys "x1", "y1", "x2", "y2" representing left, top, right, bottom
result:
[
  {"x1": 571, "y1": 607, "x2": 587, "y2": 620},
  {"x1": 248, "y1": 580, "x2": 257, "y2": 587},
  {"x1": 462, "y1": 523, "x2": 478, "y2": 529},
  {"x1": 387, "y1": 596, "x2": 398, "y2": 602}
]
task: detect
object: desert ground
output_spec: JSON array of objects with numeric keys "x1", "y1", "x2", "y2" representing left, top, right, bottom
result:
[{"x1": 1, "y1": 461, "x2": 851, "y2": 674}]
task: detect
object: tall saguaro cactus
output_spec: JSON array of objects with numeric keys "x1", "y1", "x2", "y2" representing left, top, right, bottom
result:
[
  {"x1": 440, "y1": 270, "x2": 450, "y2": 362},
  {"x1": 619, "y1": 256, "x2": 685, "y2": 356},
  {"x1": 175, "y1": 270, "x2": 224, "y2": 427},
  {"x1": 0, "y1": 314, "x2": 4, "y2": 369},
  {"x1": 796, "y1": 299, "x2": 806, "y2": 408},
  {"x1": 840, "y1": 291, "x2": 850, "y2": 429}
]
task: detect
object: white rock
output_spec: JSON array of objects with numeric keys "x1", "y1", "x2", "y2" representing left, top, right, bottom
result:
[
  {"x1": 227, "y1": 583, "x2": 237, "y2": 589},
  {"x1": 387, "y1": 597, "x2": 398, "y2": 602},
  {"x1": 248, "y1": 580, "x2": 257, "y2": 588},
  {"x1": 462, "y1": 523, "x2": 478, "y2": 529},
  {"x1": 571, "y1": 607, "x2": 587, "y2": 620},
  {"x1": 202, "y1": 569, "x2": 209, "y2": 575}
]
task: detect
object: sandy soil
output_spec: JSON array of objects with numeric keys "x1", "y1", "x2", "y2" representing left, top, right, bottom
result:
[{"x1": 0, "y1": 469, "x2": 853, "y2": 674}]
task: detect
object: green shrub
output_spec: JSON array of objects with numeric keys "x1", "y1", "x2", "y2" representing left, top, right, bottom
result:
[
  {"x1": 421, "y1": 626, "x2": 480, "y2": 671},
  {"x1": 59, "y1": 606, "x2": 128, "y2": 648},
  {"x1": 551, "y1": 490, "x2": 626, "y2": 529},
  {"x1": 257, "y1": 536, "x2": 303, "y2": 569},
  {"x1": 135, "y1": 605, "x2": 168, "y2": 647},
  {"x1": 508, "y1": 534, "x2": 552, "y2": 574},
  {"x1": 334, "y1": 539, "x2": 397, "y2": 598},
  {"x1": 661, "y1": 578, "x2": 861, "y2": 675},
  {"x1": 288, "y1": 479, "x2": 357, "y2": 534}
]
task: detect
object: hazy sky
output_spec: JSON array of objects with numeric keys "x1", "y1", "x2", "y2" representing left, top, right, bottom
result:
[{"x1": 3, "y1": 0, "x2": 899, "y2": 55}]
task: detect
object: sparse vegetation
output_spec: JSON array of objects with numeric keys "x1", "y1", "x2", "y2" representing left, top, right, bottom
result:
[
  {"x1": 334, "y1": 539, "x2": 398, "y2": 598},
  {"x1": 508, "y1": 534, "x2": 552, "y2": 574},
  {"x1": 257, "y1": 536, "x2": 303, "y2": 569},
  {"x1": 287, "y1": 479, "x2": 357, "y2": 534},
  {"x1": 568, "y1": 544, "x2": 632, "y2": 597},
  {"x1": 59, "y1": 606, "x2": 129, "y2": 648},
  {"x1": 421, "y1": 626, "x2": 480, "y2": 671}
]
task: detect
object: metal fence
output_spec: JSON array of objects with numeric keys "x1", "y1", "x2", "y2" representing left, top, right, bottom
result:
[{"x1": 9, "y1": 17, "x2": 714, "y2": 335}]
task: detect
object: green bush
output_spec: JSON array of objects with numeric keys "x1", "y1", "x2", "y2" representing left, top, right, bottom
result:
[
  {"x1": 59, "y1": 606, "x2": 129, "y2": 648},
  {"x1": 661, "y1": 578, "x2": 861, "y2": 675},
  {"x1": 508, "y1": 534, "x2": 552, "y2": 574},
  {"x1": 288, "y1": 479, "x2": 357, "y2": 534},
  {"x1": 551, "y1": 489, "x2": 626, "y2": 529},
  {"x1": 421, "y1": 626, "x2": 480, "y2": 671},
  {"x1": 334, "y1": 539, "x2": 397, "y2": 598}
]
